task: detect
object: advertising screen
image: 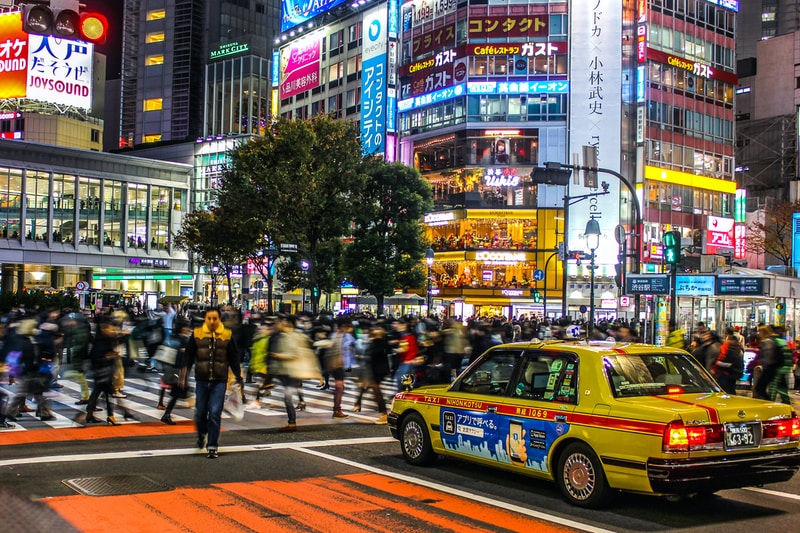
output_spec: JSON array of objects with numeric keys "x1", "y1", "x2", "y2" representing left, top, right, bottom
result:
[
  {"x1": 281, "y1": 0, "x2": 349, "y2": 32},
  {"x1": 279, "y1": 32, "x2": 322, "y2": 99},
  {"x1": 0, "y1": 12, "x2": 94, "y2": 109}
]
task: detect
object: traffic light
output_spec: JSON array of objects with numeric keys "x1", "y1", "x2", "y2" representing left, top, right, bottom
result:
[
  {"x1": 533, "y1": 290, "x2": 541, "y2": 303},
  {"x1": 21, "y1": 2, "x2": 108, "y2": 44},
  {"x1": 79, "y1": 11, "x2": 108, "y2": 45},
  {"x1": 663, "y1": 230, "x2": 681, "y2": 265}
]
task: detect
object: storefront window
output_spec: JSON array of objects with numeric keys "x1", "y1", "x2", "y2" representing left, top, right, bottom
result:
[
  {"x1": 127, "y1": 184, "x2": 148, "y2": 249},
  {"x1": 103, "y1": 181, "x2": 123, "y2": 247},
  {"x1": 78, "y1": 177, "x2": 101, "y2": 246},
  {"x1": 52, "y1": 173, "x2": 76, "y2": 245},
  {"x1": 150, "y1": 186, "x2": 171, "y2": 250},
  {"x1": 25, "y1": 170, "x2": 49, "y2": 242},
  {"x1": 0, "y1": 167, "x2": 22, "y2": 239}
]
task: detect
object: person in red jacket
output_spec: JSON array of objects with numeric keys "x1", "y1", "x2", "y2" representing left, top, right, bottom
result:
[{"x1": 393, "y1": 319, "x2": 419, "y2": 393}]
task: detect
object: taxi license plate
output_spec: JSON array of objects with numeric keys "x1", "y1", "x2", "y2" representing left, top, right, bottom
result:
[{"x1": 724, "y1": 422, "x2": 759, "y2": 449}]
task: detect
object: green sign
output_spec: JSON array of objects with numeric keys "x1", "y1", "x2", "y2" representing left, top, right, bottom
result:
[
  {"x1": 210, "y1": 41, "x2": 249, "y2": 60},
  {"x1": 93, "y1": 274, "x2": 193, "y2": 281}
]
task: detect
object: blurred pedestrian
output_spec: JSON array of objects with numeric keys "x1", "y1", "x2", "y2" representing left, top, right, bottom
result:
[
  {"x1": 185, "y1": 307, "x2": 243, "y2": 459},
  {"x1": 714, "y1": 327, "x2": 744, "y2": 395},
  {"x1": 160, "y1": 320, "x2": 192, "y2": 425}
]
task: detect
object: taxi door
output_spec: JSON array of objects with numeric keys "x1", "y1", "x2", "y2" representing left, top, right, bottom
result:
[
  {"x1": 439, "y1": 349, "x2": 522, "y2": 463},
  {"x1": 492, "y1": 349, "x2": 579, "y2": 474}
]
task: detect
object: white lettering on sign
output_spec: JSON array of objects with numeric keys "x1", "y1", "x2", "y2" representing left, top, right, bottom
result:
[
  {"x1": 475, "y1": 251, "x2": 526, "y2": 263},
  {"x1": 424, "y1": 212, "x2": 455, "y2": 225},
  {"x1": 520, "y1": 42, "x2": 559, "y2": 57},
  {"x1": 501, "y1": 289, "x2": 523, "y2": 296}
]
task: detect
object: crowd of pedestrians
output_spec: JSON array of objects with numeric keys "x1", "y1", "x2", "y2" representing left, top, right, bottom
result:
[{"x1": 3, "y1": 300, "x2": 799, "y2": 457}]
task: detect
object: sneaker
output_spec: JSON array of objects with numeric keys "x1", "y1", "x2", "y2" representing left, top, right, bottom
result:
[
  {"x1": 279, "y1": 423, "x2": 297, "y2": 432},
  {"x1": 161, "y1": 414, "x2": 175, "y2": 425},
  {"x1": 332, "y1": 411, "x2": 349, "y2": 419},
  {"x1": 206, "y1": 449, "x2": 219, "y2": 459},
  {"x1": 375, "y1": 414, "x2": 388, "y2": 425},
  {"x1": 197, "y1": 434, "x2": 208, "y2": 449}
]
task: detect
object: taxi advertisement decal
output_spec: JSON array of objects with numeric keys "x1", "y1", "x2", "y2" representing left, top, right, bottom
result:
[{"x1": 439, "y1": 408, "x2": 570, "y2": 473}]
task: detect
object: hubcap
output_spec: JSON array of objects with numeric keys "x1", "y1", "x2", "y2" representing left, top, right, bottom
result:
[
  {"x1": 563, "y1": 452, "x2": 595, "y2": 500},
  {"x1": 403, "y1": 420, "x2": 424, "y2": 459}
]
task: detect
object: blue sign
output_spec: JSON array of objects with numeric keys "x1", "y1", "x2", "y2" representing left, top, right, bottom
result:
[
  {"x1": 636, "y1": 65, "x2": 645, "y2": 104},
  {"x1": 706, "y1": 0, "x2": 739, "y2": 13},
  {"x1": 716, "y1": 277, "x2": 765, "y2": 295},
  {"x1": 466, "y1": 81, "x2": 569, "y2": 95},
  {"x1": 675, "y1": 275, "x2": 715, "y2": 297},
  {"x1": 271, "y1": 50, "x2": 280, "y2": 87},
  {"x1": 533, "y1": 269, "x2": 545, "y2": 281},
  {"x1": 361, "y1": 6, "x2": 388, "y2": 155},
  {"x1": 625, "y1": 275, "x2": 669, "y2": 295},
  {"x1": 387, "y1": 0, "x2": 399, "y2": 39},
  {"x1": 793, "y1": 212, "x2": 800, "y2": 276},
  {"x1": 397, "y1": 83, "x2": 465, "y2": 112},
  {"x1": 281, "y1": 0, "x2": 349, "y2": 32}
]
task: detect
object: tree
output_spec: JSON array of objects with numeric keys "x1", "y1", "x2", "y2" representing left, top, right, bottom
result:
[
  {"x1": 343, "y1": 160, "x2": 433, "y2": 313},
  {"x1": 173, "y1": 207, "x2": 254, "y2": 305},
  {"x1": 746, "y1": 199, "x2": 800, "y2": 268},
  {"x1": 216, "y1": 115, "x2": 367, "y2": 313}
]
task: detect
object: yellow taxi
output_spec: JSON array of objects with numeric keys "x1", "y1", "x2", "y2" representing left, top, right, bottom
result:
[{"x1": 388, "y1": 340, "x2": 800, "y2": 508}]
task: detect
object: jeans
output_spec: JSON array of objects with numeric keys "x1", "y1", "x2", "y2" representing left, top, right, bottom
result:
[
  {"x1": 277, "y1": 375, "x2": 297, "y2": 423},
  {"x1": 195, "y1": 380, "x2": 226, "y2": 450},
  {"x1": 395, "y1": 362, "x2": 415, "y2": 393}
]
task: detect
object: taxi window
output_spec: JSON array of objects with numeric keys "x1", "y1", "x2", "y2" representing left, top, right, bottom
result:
[
  {"x1": 457, "y1": 350, "x2": 520, "y2": 396},
  {"x1": 512, "y1": 351, "x2": 578, "y2": 404},
  {"x1": 603, "y1": 352, "x2": 719, "y2": 397}
]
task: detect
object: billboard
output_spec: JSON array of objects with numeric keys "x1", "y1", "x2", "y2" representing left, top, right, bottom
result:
[
  {"x1": 704, "y1": 215, "x2": 734, "y2": 255},
  {"x1": 0, "y1": 11, "x2": 94, "y2": 109},
  {"x1": 281, "y1": 0, "x2": 349, "y2": 32},
  {"x1": 568, "y1": 0, "x2": 622, "y2": 267},
  {"x1": 279, "y1": 32, "x2": 322, "y2": 99},
  {"x1": 361, "y1": 5, "x2": 388, "y2": 155}
]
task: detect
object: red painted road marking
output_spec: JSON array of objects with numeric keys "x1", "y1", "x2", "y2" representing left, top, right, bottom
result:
[{"x1": 46, "y1": 474, "x2": 578, "y2": 532}]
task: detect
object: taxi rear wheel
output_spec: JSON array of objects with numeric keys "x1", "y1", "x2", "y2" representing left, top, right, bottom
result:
[
  {"x1": 556, "y1": 442, "x2": 614, "y2": 508},
  {"x1": 400, "y1": 413, "x2": 435, "y2": 466}
]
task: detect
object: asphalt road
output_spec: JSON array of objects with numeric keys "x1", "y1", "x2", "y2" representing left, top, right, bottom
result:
[{"x1": 2, "y1": 375, "x2": 800, "y2": 532}]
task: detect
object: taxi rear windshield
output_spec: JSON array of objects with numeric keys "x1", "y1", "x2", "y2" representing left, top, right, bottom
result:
[{"x1": 603, "y1": 352, "x2": 719, "y2": 397}]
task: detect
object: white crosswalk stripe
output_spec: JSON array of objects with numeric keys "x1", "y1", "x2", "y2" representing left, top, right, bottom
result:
[{"x1": 0, "y1": 373, "x2": 399, "y2": 430}]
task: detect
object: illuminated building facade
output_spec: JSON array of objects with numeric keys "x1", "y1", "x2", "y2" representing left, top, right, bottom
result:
[
  {"x1": 119, "y1": 0, "x2": 280, "y2": 148},
  {"x1": 276, "y1": 0, "x2": 740, "y2": 320}
]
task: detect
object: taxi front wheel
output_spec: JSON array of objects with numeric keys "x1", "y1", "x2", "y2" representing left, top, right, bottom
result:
[
  {"x1": 400, "y1": 413, "x2": 435, "y2": 466},
  {"x1": 556, "y1": 442, "x2": 615, "y2": 508}
]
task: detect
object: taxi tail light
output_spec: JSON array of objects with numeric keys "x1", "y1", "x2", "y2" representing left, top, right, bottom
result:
[
  {"x1": 762, "y1": 413, "x2": 800, "y2": 443},
  {"x1": 662, "y1": 421, "x2": 723, "y2": 452}
]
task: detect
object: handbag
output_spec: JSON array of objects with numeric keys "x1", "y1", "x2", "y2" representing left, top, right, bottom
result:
[
  {"x1": 154, "y1": 341, "x2": 178, "y2": 365},
  {"x1": 224, "y1": 382, "x2": 245, "y2": 421}
]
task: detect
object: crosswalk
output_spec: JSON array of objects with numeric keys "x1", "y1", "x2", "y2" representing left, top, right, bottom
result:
[{"x1": 0, "y1": 372, "x2": 399, "y2": 431}]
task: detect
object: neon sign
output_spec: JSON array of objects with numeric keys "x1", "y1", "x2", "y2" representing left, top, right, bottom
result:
[
  {"x1": 483, "y1": 168, "x2": 520, "y2": 187},
  {"x1": 467, "y1": 81, "x2": 569, "y2": 95},
  {"x1": 397, "y1": 83, "x2": 465, "y2": 112}
]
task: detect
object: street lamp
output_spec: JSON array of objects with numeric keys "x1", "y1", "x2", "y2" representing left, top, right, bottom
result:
[
  {"x1": 425, "y1": 248, "x2": 434, "y2": 317},
  {"x1": 210, "y1": 265, "x2": 219, "y2": 307},
  {"x1": 584, "y1": 218, "x2": 602, "y2": 337}
]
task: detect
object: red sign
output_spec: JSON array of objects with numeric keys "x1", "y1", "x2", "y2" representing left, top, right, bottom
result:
[
  {"x1": 0, "y1": 12, "x2": 29, "y2": 100},
  {"x1": 468, "y1": 15, "x2": 548, "y2": 39},
  {"x1": 637, "y1": 25, "x2": 647, "y2": 63},
  {"x1": 734, "y1": 223, "x2": 746, "y2": 259},
  {"x1": 647, "y1": 48, "x2": 738, "y2": 85},
  {"x1": 705, "y1": 216, "x2": 735, "y2": 255}
]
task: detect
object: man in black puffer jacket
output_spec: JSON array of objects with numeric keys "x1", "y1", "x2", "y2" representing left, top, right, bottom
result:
[{"x1": 185, "y1": 307, "x2": 242, "y2": 459}]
